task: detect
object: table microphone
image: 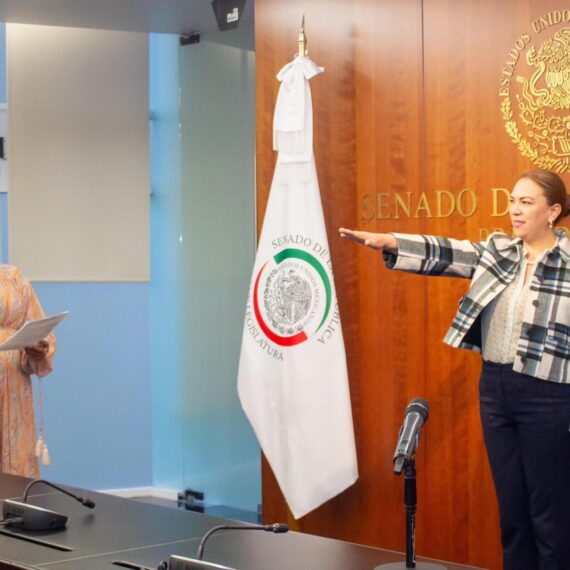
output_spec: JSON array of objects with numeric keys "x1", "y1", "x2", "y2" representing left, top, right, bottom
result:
[
  {"x1": 2, "y1": 478, "x2": 96, "y2": 530},
  {"x1": 156, "y1": 523, "x2": 289, "y2": 569},
  {"x1": 22, "y1": 479, "x2": 96, "y2": 508},
  {"x1": 196, "y1": 523, "x2": 288, "y2": 560}
]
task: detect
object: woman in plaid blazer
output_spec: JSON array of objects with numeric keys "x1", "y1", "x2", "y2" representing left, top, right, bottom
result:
[{"x1": 340, "y1": 169, "x2": 570, "y2": 570}]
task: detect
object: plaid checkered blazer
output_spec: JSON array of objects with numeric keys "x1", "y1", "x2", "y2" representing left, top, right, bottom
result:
[{"x1": 383, "y1": 231, "x2": 570, "y2": 383}]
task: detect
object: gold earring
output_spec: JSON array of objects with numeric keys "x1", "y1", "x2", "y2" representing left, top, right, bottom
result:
[{"x1": 548, "y1": 219, "x2": 554, "y2": 229}]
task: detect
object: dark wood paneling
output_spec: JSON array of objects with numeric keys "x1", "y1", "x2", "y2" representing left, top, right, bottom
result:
[{"x1": 256, "y1": 1, "x2": 570, "y2": 569}]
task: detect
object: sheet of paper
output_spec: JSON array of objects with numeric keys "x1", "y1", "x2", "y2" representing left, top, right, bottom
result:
[{"x1": 0, "y1": 312, "x2": 69, "y2": 352}]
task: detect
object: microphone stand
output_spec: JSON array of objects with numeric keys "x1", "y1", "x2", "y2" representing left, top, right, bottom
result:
[
  {"x1": 375, "y1": 458, "x2": 446, "y2": 570},
  {"x1": 404, "y1": 460, "x2": 417, "y2": 567}
]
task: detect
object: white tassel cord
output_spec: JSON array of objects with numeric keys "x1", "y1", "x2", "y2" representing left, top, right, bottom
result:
[{"x1": 36, "y1": 378, "x2": 51, "y2": 467}]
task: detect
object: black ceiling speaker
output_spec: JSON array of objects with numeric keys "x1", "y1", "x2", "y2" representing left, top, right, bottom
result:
[{"x1": 211, "y1": 0, "x2": 246, "y2": 31}]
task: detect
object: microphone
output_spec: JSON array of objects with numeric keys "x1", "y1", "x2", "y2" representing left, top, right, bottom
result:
[
  {"x1": 2, "y1": 479, "x2": 96, "y2": 530},
  {"x1": 393, "y1": 397, "x2": 429, "y2": 475},
  {"x1": 22, "y1": 479, "x2": 96, "y2": 509},
  {"x1": 197, "y1": 523, "x2": 288, "y2": 560},
  {"x1": 156, "y1": 523, "x2": 289, "y2": 569}
]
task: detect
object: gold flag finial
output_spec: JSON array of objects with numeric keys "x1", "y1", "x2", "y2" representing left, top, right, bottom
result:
[{"x1": 298, "y1": 15, "x2": 307, "y2": 57}]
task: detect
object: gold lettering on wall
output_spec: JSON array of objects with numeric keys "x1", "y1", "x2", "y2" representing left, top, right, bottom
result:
[
  {"x1": 479, "y1": 228, "x2": 508, "y2": 241},
  {"x1": 362, "y1": 194, "x2": 375, "y2": 221},
  {"x1": 436, "y1": 191, "x2": 455, "y2": 218},
  {"x1": 376, "y1": 193, "x2": 391, "y2": 219},
  {"x1": 360, "y1": 186, "x2": 569, "y2": 240},
  {"x1": 394, "y1": 192, "x2": 412, "y2": 219},
  {"x1": 456, "y1": 189, "x2": 477, "y2": 217},
  {"x1": 479, "y1": 226, "x2": 569, "y2": 240},
  {"x1": 414, "y1": 192, "x2": 433, "y2": 218},
  {"x1": 491, "y1": 188, "x2": 510, "y2": 216},
  {"x1": 360, "y1": 189, "x2": 482, "y2": 220},
  {"x1": 532, "y1": 10, "x2": 570, "y2": 34}
]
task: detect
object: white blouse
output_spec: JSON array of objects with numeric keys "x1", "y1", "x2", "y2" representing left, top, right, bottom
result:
[{"x1": 480, "y1": 243, "x2": 555, "y2": 364}]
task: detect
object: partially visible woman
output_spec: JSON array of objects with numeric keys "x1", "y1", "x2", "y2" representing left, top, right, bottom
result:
[
  {"x1": 340, "y1": 169, "x2": 570, "y2": 570},
  {"x1": 0, "y1": 264, "x2": 55, "y2": 477}
]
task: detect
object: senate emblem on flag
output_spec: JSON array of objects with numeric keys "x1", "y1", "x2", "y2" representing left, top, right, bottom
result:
[
  {"x1": 265, "y1": 265, "x2": 313, "y2": 333},
  {"x1": 500, "y1": 12, "x2": 570, "y2": 173},
  {"x1": 253, "y1": 246, "x2": 332, "y2": 348}
]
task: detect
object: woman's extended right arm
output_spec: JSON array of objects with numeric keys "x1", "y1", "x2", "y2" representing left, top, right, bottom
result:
[
  {"x1": 339, "y1": 227, "x2": 487, "y2": 279},
  {"x1": 338, "y1": 228, "x2": 398, "y2": 253}
]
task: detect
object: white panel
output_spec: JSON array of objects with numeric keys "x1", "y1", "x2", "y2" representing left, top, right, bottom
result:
[{"x1": 7, "y1": 24, "x2": 149, "y2": 281}]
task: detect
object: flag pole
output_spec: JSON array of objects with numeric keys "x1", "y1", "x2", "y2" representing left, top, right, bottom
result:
[
  {"x1": 286, "y1": 505, "x2": 301, "y2": 531},
  {"x1": 298, "y1": 15, "x2": 307, "y2": 57},
  {"x1": 285, "y1": 21, "x2": 306, "y2": 530}
]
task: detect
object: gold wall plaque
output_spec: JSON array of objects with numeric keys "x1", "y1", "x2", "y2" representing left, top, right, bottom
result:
[{"x1": 500, "y1": 10, "x2": 570, "y2": 173}]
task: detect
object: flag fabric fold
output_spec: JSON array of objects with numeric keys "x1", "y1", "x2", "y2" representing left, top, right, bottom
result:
[{"x1": 237, "y1": 55, "x2": 358, "y2": 519}]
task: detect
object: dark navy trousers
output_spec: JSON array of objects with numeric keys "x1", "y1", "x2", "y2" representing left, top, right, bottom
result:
[{"x1": 479, "y1": 361, "x2": 570, "y2": 570}]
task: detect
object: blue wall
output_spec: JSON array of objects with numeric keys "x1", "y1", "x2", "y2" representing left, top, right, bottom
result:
[{"x1": 34, "y1": 283, "x2": 152, "y2": 489}]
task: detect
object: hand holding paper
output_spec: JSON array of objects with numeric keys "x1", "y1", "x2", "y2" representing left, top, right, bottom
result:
[
  {"x1": 25, "y1": 339, "x2": 50, "y2": 358},
  {"x1": 0, "y1": 312, "x2": 69, "y2": 352}
]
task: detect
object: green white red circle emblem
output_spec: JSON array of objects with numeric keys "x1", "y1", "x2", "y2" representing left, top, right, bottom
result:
[{"x1": 253, "y1": 248, "x2": 332, "y2": 347}]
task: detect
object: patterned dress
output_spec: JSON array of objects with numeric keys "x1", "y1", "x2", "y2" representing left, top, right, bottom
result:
[{"x1": 0, "y1": 265, "x2": 55, "y2": 477}]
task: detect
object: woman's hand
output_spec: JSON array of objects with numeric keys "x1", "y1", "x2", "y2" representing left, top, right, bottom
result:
[
  {"x1": 339, "y1": 228, "x2": 397, "y2": 252},
  {"x1": 24, "y1": 339, "x2": 49, "y2": 358}
]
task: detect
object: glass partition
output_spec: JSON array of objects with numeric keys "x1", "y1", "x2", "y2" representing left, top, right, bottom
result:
[{"x1": 178, "y1": 24, "x2": 260, "y2": 515}]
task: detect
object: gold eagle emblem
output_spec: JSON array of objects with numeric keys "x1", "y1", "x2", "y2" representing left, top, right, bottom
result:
[{"x1": 502, "y1": 27, "x2": 570, "y2": 173}]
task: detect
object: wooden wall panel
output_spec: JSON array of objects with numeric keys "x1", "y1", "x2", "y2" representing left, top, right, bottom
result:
[
  {"x1": 419, "y1": 1, "x2": 508, "y2": 563},
  {"x1": 256, "y1": 1, "x2": 570, "y2": 569},
  {"x1": 351, "y1": 0, "x2": 427, "y2": 551}
]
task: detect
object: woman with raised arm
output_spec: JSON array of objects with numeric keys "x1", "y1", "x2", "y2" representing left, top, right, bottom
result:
[{"x1": 340, "y1": 169, "x2": 570, "y2": 570}]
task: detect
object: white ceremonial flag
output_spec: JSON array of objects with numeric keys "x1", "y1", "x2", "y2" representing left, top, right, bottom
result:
[{"x1": 237, "y1": 56, "x2": 358, "y2": 519}]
